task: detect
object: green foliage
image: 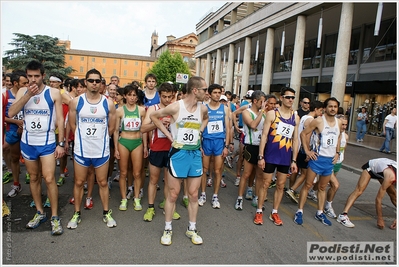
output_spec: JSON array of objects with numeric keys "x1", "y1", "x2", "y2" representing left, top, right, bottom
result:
[
  {"x1": 3, "y1": 33, "x2": 74, "y2": 79},
  {"x1": 147, "y1": 50, "x2": 191, "y2": 85}
]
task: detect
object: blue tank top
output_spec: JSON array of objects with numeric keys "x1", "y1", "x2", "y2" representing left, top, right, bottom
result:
[
  {"x1": 5, "y1": 90, "x2": 23, "y2": 132},
  {"x1": 144, "y1": 91, "x2": 160, "y2": 108},
  {"x1": 203, "y1": 103, "x2": 225, "y2": 139}
]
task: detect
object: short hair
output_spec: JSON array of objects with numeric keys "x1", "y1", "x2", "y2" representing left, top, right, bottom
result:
[
  {"x1": 231, "y1": 93, "x2": 238, "y2": 100},
  {"x1": 309, "y1": 100, "x2": 323, "y2": 111},
  {"x1": 323, "y1": 97, "x2": 340, "y2": 108},
  {"x1": 85, "y1": 68, "x2": 102, "y2": 80},
  {"x1": 116, "y1": 87, "x2": 126, "y2": 104},
  {"x1": 157, "y1": 82, "x2": 174, "y2": 94},
  {"x1": 251, "y1": 90, "x2": 266, "y2": 102},
  {"x1": 10, "y1": 70, "x2": 27, "y2": 84},
  {"x1": 186, "y1": 76, "x2": 204, "y2": 94},
  {"x1": 145, "y1": 73, "x2": 157, "y2": 83},
  {"x1": 181, "y1": 84, "x2": 187, "y2": 94},
  {"x1": 136, "y1": 88, "x2": 145, "y2": 106},
  {"x1": 280, "y1": 87, "x2": 295, "y2": 96},
  {"x1": 25, "y1": 60, "x2": 45, "y2": 75},
  {"x1": 337, "y1": 107, "x2": 344, "y2": 115},
  {"x1": 77, "y1": 79, "x2": 86, "y2": 88},
  {"x1": 225, "y1": 91, "x2": 232, "y2": 97},
  {"x1": 110, "y1": 75, "x2": 119, "y2": 81},
  {"x1": 208, "y1": 83, "x2": 223, "y2": 94},
  {"x1": 265, "y1": 94, "x2": 277, "y2": 101},
  {"x1": 70, "y1": 78, "x2": 79, "y2": 89}
]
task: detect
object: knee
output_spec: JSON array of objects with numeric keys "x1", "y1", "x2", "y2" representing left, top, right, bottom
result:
[
  {"x1": 168, "y1": 191, "x2": 179, "y2": 202},
  {"x1": 188, "y1": 190, "x2": 199, "y2": 201},
  {"x1": 331, "y1": 180, "x2": 340, "y2": 190},
  {"x1": 97, "y1": 179, "x2": 107, "y2": 188}
]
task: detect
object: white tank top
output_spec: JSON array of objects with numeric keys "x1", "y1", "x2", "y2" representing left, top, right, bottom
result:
[
  {"x1": 74, "y1": 94, "x2": 110, "y2": 158},
  {"x1": 298, "y1": 114, "x2": 313, "y2": 150},
  {"x1": 368, "y1": 158, "x2": 397, "y2": 175},
  {"x1": 22, "y1": 86, "x2": 56, "y2": 146},
  {"x1": 243, "y1": 108, "x2": 264, "y2": 146},
  {"x1": 318, "y1": 116, "x2": 340, "y2": 157},
  {"x1": 337, "y1": 132, "x2": 347, "y2": 163}
]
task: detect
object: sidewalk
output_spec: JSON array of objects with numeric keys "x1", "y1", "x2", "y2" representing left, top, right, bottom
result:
[{"x1": 342, "y1": 131, "x2": 397, "y2": 175}]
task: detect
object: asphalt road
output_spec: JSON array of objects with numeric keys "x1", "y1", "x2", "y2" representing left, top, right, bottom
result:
[{"x1": 2, "y1": 144, "x2": 397, "y2": 265}]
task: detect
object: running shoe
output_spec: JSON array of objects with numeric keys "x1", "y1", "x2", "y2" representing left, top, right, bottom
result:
[
  {"x1": 56, "y1": 159, "x2": 60, "y2": 166},
  {"x1": 245, "y1": 187, "x2": 253, "y2": 200},
  {"x1": 107, "y1": 177, "x2": 112, "y2": 190},
  {"x1": 206, "y1": 178, "x2": 212, "y2": 187},
  {"x1": 126, "y1": 187, "x2": 134, "y2": 200},
  {"x1": 25, "y1": 173, "x2": 30, "y2": 184},
  {"x1": 103, "y1": 210, "x2": 117, "y2": 228},
  {"x1": 69, "y1": 197, "x2": 75, "y2": 205},
  {"x1": 64, "y1": 167, "x2": 69, "y2": 177},
  {"x1": 7, "y1": 184, "x2": 22, "y2": 198},
  {"x1": 220, "y1": 178, "x2": 227, "y2": 188},
  {"x1": 324, "y1": 207, "x2": 337, "y2": 219},
  {"x1": 143, "y1": 207, "x2": 155, "y2": 221},
  {"x1": 285, "y1": 188, "x2": 298, "y2": 204},
  {"x1": 182, "y1": 197, "x2": 189, "y2": 208},
  {"x1": 173, "y1": 211, "x2": 181, "y2": 220},
  {"x1": 234, "y1": 177, "x2": 240, "y2": 187},
  {"x1": 139, "y1": 188, "x2": 144, "y2": 199},
  {"x1": 337, "y1": 214, "x2": 355, "y2": 228},
  {"x1": 26, "y1": 211, "x2": 47, "y2": 229},
  {"x1": 158, "y1": 199, "x2": 165, "y2": 209},
  {"x1": 315, "y1": 212, "x2": 332, "y2": 226},
  {"x1": 51, "y1": 216, "x2": 63, "y2": 235},
  {"x1": 294, "y1": 211, "x2": 303, "y2": 225},
  {"x1": 268, "y1": 180, "x2": 276, "y2": 189},
  {"x1": 30, "y1": 200, "x2": 36, "y2": 208},
  {"x1": 113, "y1": 172, "x2": 120, "y2": 182},
  {"x1": 84, "y1": 197, "x2": 93, "y2": 210},
  {"x1": 254, "y1": 212, "x2": 263, "y2": 225},
  {"x1": 133, "y1": 198, "x2": 142, "y2": 211},
  {"x1": 235, "y1": 198, "x2": 243, "y2": 210},
  {"x1": 3, "y1": 171, "x2": 12, "y2": 184},
  {"x1": 269, "y1": 212, "x2": 283, "y2": 226},
  {"x1": 156, "y1": 184, "x2": 160, "y2": 191},
  {"x1": 185, "y1": 228, "x2": 203, "y2": 245},
  {"x1": 67, "y1": 212, "x2": 81, "y2": 229},
  {"x1": 211, "y1": 197, "x2": 221, "y2": 209},
  {"x1": 161, "y1": 230, "x2": 173, "y2": 246},
  {"x1": 307, "y1": 190, "x2": 318, "y2": 202},
  {"x1": 2, "y1": 201, "x2": 10, "y2": 217},
  {"x1": 43, "y1": 197, "x2": 51, "y2": 208},
  {"x1": 20, "y1": 155, "x2": 25, "y2": 164},
  {"x1": 119, "y1": 199, "x2": 128, "y2": 211},
  {"x1": 56, "y1": 176, "x2": 65, "y2": 186},
  {"x1": 225, "y1": 156, "x2": 233, "y2": 168},
  {"x1": 83, "y1": 183, "x2": 88, "y2": 195},
  {"x1": 198, "y1": 194, "x2": 206, "y2": 206},
  {"x1": 251, "y1": 196, "x2": 258, "y2": 207}
]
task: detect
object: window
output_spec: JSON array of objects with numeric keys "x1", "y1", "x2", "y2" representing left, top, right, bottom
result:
[
  {"x1": 114, "y1": 59, "x2": 117, "y2": 64},
  {"x1": 113, "y1": 69, "x2": 117, "y2": 75},
  {"x1": 81, "y1": 57, "x2": 84, "y2": 61},
  {"x1": 146, "y1": 63, "x2": 150, "y2": 67},
  {"x1": 135, "y1": 61, "x2": 138, "y2": 66},
  {"x1": 69, "y1": 56, "x2": 73, "y2": 60},
  {"x1": 103, "y1": 59, "x2": 106, "y2": 63},
  {"x1": 134, "y1": 71, "x2": 138, "y2": 77},
  {"x1": 92, "y1": 58, "x2": 95, "y2": 62},
  {"x1": 80, "y1": 67, "x2": 84, "y2": 73},
  {"x1": 124, "y1": 60, "x2": 128, "y2": 65},
  {"x1": 123, "y1": 70, "x2": 127, "y2": 76},
  {"x1": 102, "y1": 68, "x2": 106, "y2": 75}
]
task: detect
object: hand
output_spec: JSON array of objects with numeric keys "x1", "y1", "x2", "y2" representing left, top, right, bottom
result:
[
  {"x1": 143, "y1": 149, "x2": 149, "y2": 158},
  {"x1": 27, "y1": 83, "x2": 41, "y2": 96},
  {"x1": 54, "y1": 146, "x2": 65, "y2": 159},
  {"x1": 306, "y1": 151, "x2": 318, "y2": 161},
  {"x1": 257, "y1": 158, "x2": 265, "y2": 170},
  {"x1": 222, "y1": 147, "x2": 228, "y2": 158},
  {"x1": 114, "y1": 150, "x2": 120, "y2": 160},
  {"x1": 290, "y1": 162, "x2": 298, "y2": 174},
  {"x1": 332, "y1": 154, "x2": 339, "y2": 164},
  {"x1": 229, "y1": 143, "x2": 234, "y2": 152}
]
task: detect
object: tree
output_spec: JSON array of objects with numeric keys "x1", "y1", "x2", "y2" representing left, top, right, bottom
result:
[
  {"x1": 2, "y1": 33, "x2": 73, "y2": 79},
  {"x1": 147, "y1": 50, "x2": 191, "y2": 85}
]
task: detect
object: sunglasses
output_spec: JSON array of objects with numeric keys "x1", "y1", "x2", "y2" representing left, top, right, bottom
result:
[
  {"x1": 282, "y1": 95, "x2": 295, "y2": 100},
  {"x1": 87, "y1": 79, "x2": 102, "y2": 84},
  {"x1": 303, "y1": 102, "x2": 309, "y2": 104}
]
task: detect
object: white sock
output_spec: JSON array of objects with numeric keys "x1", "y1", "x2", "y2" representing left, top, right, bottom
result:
[
  {"x1": 256, "y1": 209, "x2": 262, "y2": 213},
  {"x1": 188, "y1": 221, "x2": 196, "y2": 231},
  {"x1": 297, "y1": 209, "x2": 303, "y2": 214},
  {"x1": 325, "y1": 201, "x2": 332, "y2": 209},
  {"x1": 212, "y1": 194, "x2": 218, "y2": 199},
  {"x1": 165, "y1": 221, "x2": 172, "y2": 230},
  {"x1": 272, "y1": 209, "x2": 278, "y2": 214}
]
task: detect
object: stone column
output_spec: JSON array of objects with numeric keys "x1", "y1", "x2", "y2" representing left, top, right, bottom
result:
[
  {"x1": 218, "y1": 19, "x2": 224, "y2": 32},
  {"x1": 246, "y1": 3, "x2": 254, "y2": 15},
  {"x1": 290, "y1": 15, "x2": 306, "y2": 110},
  {"x1": 261, "y1": 28, "x2": 275, "y2": 95},
  {"x1": 231, "y1": 9, "x2": 237, "y2": 24},
  {"x1": 195, "y1": 58, "x2": 201, "y2": 76},
  {"x1": 331, "y1": 3, "x2": 354, "y2": 104},
  {"x1": 214, "y1": 49, "x2": 222, "y2": 84},
  {"x1": 205, "y1": 53, "x2": 212, "y2": 86},
  {"x1": 226, "y1": 44, "x2": 235, "y2": 93},
  {"x1": 241, "y1": 37, "x2": 252, "y2": 96}
]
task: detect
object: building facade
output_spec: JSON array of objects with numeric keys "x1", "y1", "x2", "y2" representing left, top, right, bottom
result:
[
  {"x1": 194, "y1": 2, "x2": 396, "y2": 134},
  {"x1": 61, "y1": 40, "x2": 156, "y2": 86}
]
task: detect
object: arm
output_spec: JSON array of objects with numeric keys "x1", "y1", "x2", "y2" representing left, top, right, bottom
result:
[
  {"x1": 290, "y1": 114, "x2": 300, "y2": 173},
  {"x1": 300, "y1": 117, "x2": 319, "y2": 160},
  {"x1": 52, "y1": 88, "x2": 65, "y2": 159},
  {"x1": 8, "y1": 87, "x2": 30, "y2": 118},
  {"x1": 140, "y1": 105, "x2": 157, "y2": 133},
  {"x1": 223, "y1": 105, "x2": 231, "y2": 157},
  {"x1": 140, "y1": 107, "x2": 148, "y2": 158},
  {"x1": 382, "y1": 118, "x2": 388, "y2": 135},
  {"x1": 333, "y1": 120, "x2": 343, "y2": 164},
  {"x1": 375, "y1": 168, "x2": 396, "y2": 229},
  {"x1": 68, "y1": 98, "x2": 78, "y2": 136},
  {"x1": 113, "y1": 107, "x2": 122, "y2": 160},
  {"x1": 200, "y1": 104, "x2": 209, "y2": 133},
  {"x1": 232, "y1": 104, "x2": 249, "y2": 132},
  {"x1": 258, "y1": 110, "x2": 274, "y2": 170},
  {"x1": 107, "y1": 99, "x2": 116, "y2": 136},
  {"x1": 150, "y1": 101, "x2": 179, "y2": 143}
]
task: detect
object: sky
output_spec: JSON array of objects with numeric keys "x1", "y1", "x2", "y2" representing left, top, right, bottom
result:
[{"x1": 1, "y1": 1, "x2": 226, "y2": 57}]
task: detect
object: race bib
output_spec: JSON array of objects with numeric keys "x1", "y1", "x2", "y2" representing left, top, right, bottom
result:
[
  {"x1": 322, "y1": 134, "x2": 337, "y2": 148},
  {"x1": 13, "y1": 111, "x2": 23, "y2": 120},
  {"x1": 82, "y1": 123, "x2": 104, "y2": 139},
  {"x1": 157, "y1": 128, "x2": 168, "y2": 138},
  {"x1": 176, "y1": 128, "x2": 199, "y2": 145},
  {"x1": 207, "y1": 120, "x2": 223, "y2": 134},
  {"x1": 123, "y1": 118, "x2": 141, "y2": 131},
  {"x1": 276, "y1": 122, "x2": 294, "y2": 138},
  {"x1": 25, "y1": 115, "x2": 49, "y2": 132}
]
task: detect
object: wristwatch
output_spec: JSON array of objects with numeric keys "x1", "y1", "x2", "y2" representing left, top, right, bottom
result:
[
  {"x1": 336, "y1": 152, "x2": 341, "y2": 156},
  {"x1": 58, "y1": 141, "x2": 65, "y2": 147},
  {"x1": 257, "y1": 155, "x2": 264, "y2": 160}
]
